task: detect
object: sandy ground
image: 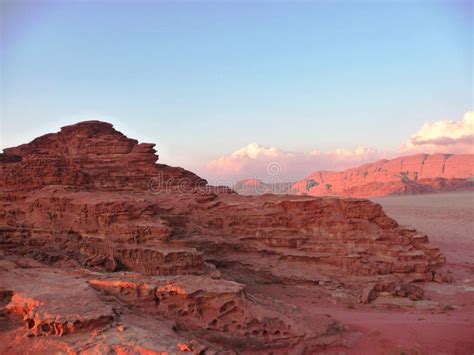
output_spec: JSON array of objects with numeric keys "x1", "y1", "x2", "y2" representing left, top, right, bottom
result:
[
  {"x1": 250, "y1": 192, "x2": 474, "y2": 354},
  {"x1": 373, "y1": 192, "x2": 474, "y2": 266}
]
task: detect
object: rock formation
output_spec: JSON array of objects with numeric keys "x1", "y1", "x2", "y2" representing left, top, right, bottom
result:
[
  {"x1": 0, "y1": 121, "x2": 450, "y2": 353},
  {"x1": 1, "y1": 121, "x2": 205, "y2": 192},
  {"x1": 292, "y1": 153, "x2": 474, "y2": 198}
]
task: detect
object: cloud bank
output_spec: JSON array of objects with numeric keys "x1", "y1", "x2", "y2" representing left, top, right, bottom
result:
[
  {"x1": 205, "y1": 111, "x2": 473, "y2": 183},
  {"x1": 402, "y1": 111, "x2": 473, "y2": 154},
  {"x1": 207, "y1": 144, "x2": 386, "y2": 183}
]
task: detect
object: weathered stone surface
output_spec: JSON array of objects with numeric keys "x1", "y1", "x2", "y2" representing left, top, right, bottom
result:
[
  {"x1": 360, "y1": 284, "x2": 377, "y2": 304},
  {"x1": 87, "y1": 272, "x2": 343, "y2": 350},
  {"x1": 0, "y1": 121, "x2": 206, "y2": 192},
  {"x1": 394, "y1": 283, "x2": 424, "y2": 301},
  {"x1": 0, "y1": 259, "x2": 114, "y2": 337},
  {"x1": 291, "y1": 153, "x2": 474, "y2": 198},
  {"x1": 0, "y1": 257, "x2": 218, "y2": 354},
  {"x1": 0, "y1": 121, "x2": 451, "y2": 352}
]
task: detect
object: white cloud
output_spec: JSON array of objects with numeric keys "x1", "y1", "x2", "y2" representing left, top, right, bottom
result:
[
  {"x1": 207, "y1": 143, "x2": 386, "y2": 183},
  {"x1": 205, "y1": 111, "x2": 473, "y2": 184},
  {"x1": 402, "y1": 111, "x2": 474, "y2": 154}
]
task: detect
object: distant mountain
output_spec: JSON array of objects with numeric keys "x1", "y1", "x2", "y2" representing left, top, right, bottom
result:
[
  {"x1": 233, "y1": 179, "x2": 294, "y2": 195},
  {"x1": 292, "y1": 153, "x2": 474, "y2": 198},
  {"x1": 234, "y1": 154, "x2": 474, "y2": 197}
]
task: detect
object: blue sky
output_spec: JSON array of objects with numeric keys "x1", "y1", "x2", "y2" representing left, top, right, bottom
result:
[{"x1": 1, "y1": 0, "x2": 472, "y2": 181}]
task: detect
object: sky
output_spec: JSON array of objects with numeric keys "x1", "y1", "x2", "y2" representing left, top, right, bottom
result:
[{"x1": 1, "y1": 0, "x2": 473, "y2": 183}]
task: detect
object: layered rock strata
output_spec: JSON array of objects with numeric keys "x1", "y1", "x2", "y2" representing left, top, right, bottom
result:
[{"x1": 0, "y1": 121, "x2": 450, "y2": 353}]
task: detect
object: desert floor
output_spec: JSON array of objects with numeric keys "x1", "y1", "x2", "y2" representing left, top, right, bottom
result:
[{"x1": 249, "y1": 192, "x2": 474, "y2": 354}]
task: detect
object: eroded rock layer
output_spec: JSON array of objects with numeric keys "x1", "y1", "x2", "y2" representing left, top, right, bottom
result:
[
  {"x1": 0, "y1": 121, "x2": 449, "y2": 353},
  {"x1": 0, "y1": 121, "x2": 206, "y2": 192}
]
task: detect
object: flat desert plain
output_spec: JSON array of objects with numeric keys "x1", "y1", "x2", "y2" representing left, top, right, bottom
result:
[
  {"x1": 250, "y1": 192, "x2": 474, "y2": 354},
  {"x1": 373, "y1": 192, "x2": 474, "y2": 267},
  {"x1": 368, "y1": 192, "x2": 474, "y2": 354},
  {"x1": 360, "y1": 192, "x2": 474, "y2": 353}
]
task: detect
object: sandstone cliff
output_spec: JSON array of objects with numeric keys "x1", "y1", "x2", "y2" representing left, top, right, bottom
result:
[
  {"x1": 1, "y1": 121, "x2": 205, "y2": 192},
  {"x1": 292, "y1": 153, "x2": 474, "y2": 198},
  {"x1": 0, "y1": 121, "x2": 451, "y2": 353}
]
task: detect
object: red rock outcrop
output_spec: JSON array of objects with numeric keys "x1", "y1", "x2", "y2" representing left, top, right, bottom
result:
[
  {"x1": 0, "y1": 121, "x2": 450, "y2": 353},
  {"x1": 0, "y1": 121, "x2": 205, "y2": 192},
  {"x1": 292, "y1": 153, "x2": 474, "y2": 198}
]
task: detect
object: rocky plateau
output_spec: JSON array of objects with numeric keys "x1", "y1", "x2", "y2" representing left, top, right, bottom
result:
[{"x1": 0, "y1": 121, "x2": 458, "y2": 353}]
